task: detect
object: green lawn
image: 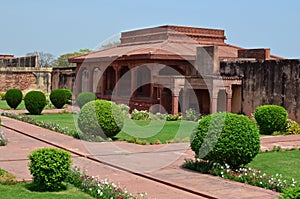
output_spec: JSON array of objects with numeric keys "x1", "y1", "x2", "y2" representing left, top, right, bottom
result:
[
  {"x1": 0, "y1": 183, "x2": 93, "y2": 199},
  {"x1": 27, "y1": 114, "x2": 197, "y2": 143},
  {"x1": 247, "y1": 150, "x2": 300, "y2": 181},
  {"x1": 0, "y1": 100, "x2": 26, "y2": 110},
  {"x1": 29, "y1": 113, "x2": 78, "y2": 130},
  {"x1": 117, "y1": 119, "x2": 197, "y2": 143}
]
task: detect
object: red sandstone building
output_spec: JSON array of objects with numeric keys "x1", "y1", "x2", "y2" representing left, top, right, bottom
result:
[{"x1": 69, "y1": 25, "x2": 283, "y2": 116}]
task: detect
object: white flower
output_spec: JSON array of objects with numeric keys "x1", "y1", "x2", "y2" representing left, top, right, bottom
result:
[
  {"x1": 260, "y1": 182, "x2": 262, "y2": 185},
  {"x1": 97, "y1": 189, "x2": 103, "y2": 196}
]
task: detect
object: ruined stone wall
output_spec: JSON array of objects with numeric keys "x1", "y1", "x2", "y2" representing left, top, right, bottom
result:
[
  {"x1": 51, "y1": 67, "x2": 76, "y2": 91},
  {"x1": 220, "y1": 59, "x2": 300, "y2": 123},
  {"x1": 0, "y1": 67, "x2": 52, "y2": 93}
]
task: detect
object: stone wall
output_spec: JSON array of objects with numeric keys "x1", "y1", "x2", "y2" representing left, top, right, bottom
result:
[
  {"x1": 220, "y1": 59, "x2": 300, "y2": 123},
  {"x1": 0, "y1": 67, "x2": 52, "y2": 93},
  {"x1": 51, "y1": 66, "x2": 76, "y2": 91}
]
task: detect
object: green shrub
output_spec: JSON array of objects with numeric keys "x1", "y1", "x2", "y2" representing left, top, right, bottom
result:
[
  {"x1": 78, "y1": 100, "x2": 124, "y2": 138},
  {"x1": 184, "y1": 108, "x2": 202, "y2": 121},
  {"x1": 166, "y1": 113, "x2": 181, "y2": 121},
  {"x1": 285, "y1": 119, "x2": 300, "y2": 135},
  {"x1": 50, "y1": 89, "x2": 67, "y2": 109},
  {"x1": 190, "y1": 112, "x2": 260, "y2": 168},
  {"x1": 152, "y1": 112, "x2": 167, "y2": 120},
  {"x1": 24, "y1": 91, "x2": 46, "y2": 115},
  {"x1": 254, "y1": 105, "x2": 288, "y2": 135},
  {"x1": 63, "y1": 89, "x2": 72, "y2": 100},
  {"x1": 28, "y1": 148, "x2": 71, "y2": 191},
  {"x1": 118, "y1": 104, "x2": 130, "y2": 118},
  {"x1": 0, "y1": 168, "x2": 17, "y2": 185},
  {"x1": 77, "y1": 92, "x2": 96, "y2": 108},
  {"x1": 131, "y1": 109, "x2": 150, "y2": 120},
  {"x1": 279, "y1": 186, "x2": 300, "y2": 199},
  {"x1": 63, "y1": 89, "x2": 73, "y2": 104},
  {"x1": 5, "y1": 88, "x2": 23, "y2": 109}
]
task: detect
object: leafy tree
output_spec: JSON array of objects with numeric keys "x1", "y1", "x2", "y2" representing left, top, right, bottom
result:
[
  {"x1": 53, "y1": 48, "x2": 93, "y2": 67},
  {"x1": 26, "y1": 51, "x2": 55, "y2": 67}
]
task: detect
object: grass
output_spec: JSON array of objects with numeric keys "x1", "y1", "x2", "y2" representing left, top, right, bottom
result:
[
  {"x1": 0, "y1": 100, "x2": 26, "y2": 110},
  {"x1": 0, "y1": 182, "x2": 93, "y2": 199},
  {"x1": 27, "y1": 113, "x2": 197, "y2": 143},
  {"x1": 117, "y1": 119, "x2": 197, "y2": 143},
  {"x1": 28, "y1": 113, "x2": 78, "y2": 130},
  {"x1": 247, "y1": 150, "x2": 300, "y2": 181}
]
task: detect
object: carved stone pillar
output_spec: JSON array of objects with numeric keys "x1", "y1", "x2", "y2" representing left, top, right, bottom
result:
[
  {"x1": 226, "y1": 87, "x2": 233, "y2": 113},
  {"x1": 210, "y1": 88, "x2": 219, "y2": 114},
  {"x1": 172, "y1": 95, "x2": 179, "y2": 115}
]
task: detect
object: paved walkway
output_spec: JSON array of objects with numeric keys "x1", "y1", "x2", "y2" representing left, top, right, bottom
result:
[{"x1": 0, "y1": 113, "x2": 291, "y2": 199}]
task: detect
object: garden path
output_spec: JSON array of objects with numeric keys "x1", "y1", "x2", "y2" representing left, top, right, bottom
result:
[{"x1": 0, "y1": 114, "x2": 287, "y2": 199}]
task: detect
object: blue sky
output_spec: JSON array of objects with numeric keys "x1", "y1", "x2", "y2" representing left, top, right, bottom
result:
[{"x1": 1, "y1": 0, "x2": 300, "y2": 58}]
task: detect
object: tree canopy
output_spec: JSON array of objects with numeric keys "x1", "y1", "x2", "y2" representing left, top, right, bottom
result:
[{"x1": 53, "y1": 48, "x2": 93, "y2": 67}]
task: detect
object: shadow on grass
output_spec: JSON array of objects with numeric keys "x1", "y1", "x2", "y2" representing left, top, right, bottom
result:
[{"x1": 25, "y1": 181, "x2": 67, "y2": 192}]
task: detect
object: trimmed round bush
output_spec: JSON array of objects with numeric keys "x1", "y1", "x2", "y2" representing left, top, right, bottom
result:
[
  {"x1": 63, "y1": 89, "x2": 73, "y2": 104},
  {"x1": 5, "y1": 88, "x2": 23, "y2": 109},
  {"x1": 190, "y1": 112, "x2": 260, "y2": 168},
  {"x1": 63, "y1": 89, "x2": 72, "y2": 100},
  {"x1": 50, "y1": 89, "x2": 67, "y2": 109},
  {"x1": 78, "y1": 100, "x2": 124, "y2": 138},
  {"x1": 24, "y1": 91, "x2": 46, "y2": 115},
  {"x1": 254, "y1": 105, "x2": 288, "y2": 135},
  {"x1": 77, "y1": 92, "x2": 96, "y2": 108},
  {"x1": 28, "y1": 148, "x2": 71, "y2": 191}
]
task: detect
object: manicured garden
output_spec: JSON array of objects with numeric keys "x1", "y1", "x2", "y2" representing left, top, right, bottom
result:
[
  {"x1": 1, "y1": 88, "x2": 300, "y2": 198},
  {"x1": 26, "y1": 113, "x2": 196, "y2": 144}
]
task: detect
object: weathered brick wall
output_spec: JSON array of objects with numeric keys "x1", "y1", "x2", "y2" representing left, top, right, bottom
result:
[
  {"x1": 220, "y1": 59, "x2": 300, "y2": 123},
  {"x1": 0, "y1": 67, "x2": 52, "y2": 93},
  {"x1": 0, "y1": 72, "x2": 36, "y2": 91}
]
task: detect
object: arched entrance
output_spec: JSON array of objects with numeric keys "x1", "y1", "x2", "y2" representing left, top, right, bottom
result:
[
  {"x1": 103, "y1": 66, "x2": 116, "y2": 96},
  {"x1": 160, "y1": 88, "x2": 172, "y2": 114},
  {"x1": 119, "y1": 66, "x2": 131, "y2": 96}
]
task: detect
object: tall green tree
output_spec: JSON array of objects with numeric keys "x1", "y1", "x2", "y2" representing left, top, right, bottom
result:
[{"x1": 53, "y1": 48, "x2": 93, "y2": 67}]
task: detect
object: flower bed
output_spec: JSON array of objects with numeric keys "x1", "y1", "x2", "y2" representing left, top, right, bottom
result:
[
  {"x1": 1, "y1": 112, "x2": 79, "y2": 139},
  {"x1": 67, "y1": 166, "x2": 147, "y2": 199},
  {"x1": 183, "y1": 159, "x2": 299, "y2": 193}
]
